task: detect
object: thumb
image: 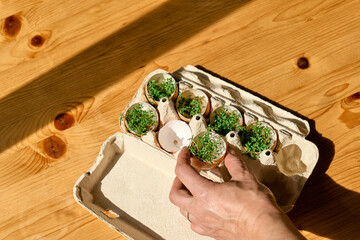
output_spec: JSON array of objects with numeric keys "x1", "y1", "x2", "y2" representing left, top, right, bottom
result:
[
  {"x1": 224, "y1": 147, "x2": 249, "y2": 181},
  {"x1": 175, "y1": 146, "x2": 212, "y2": 194}
]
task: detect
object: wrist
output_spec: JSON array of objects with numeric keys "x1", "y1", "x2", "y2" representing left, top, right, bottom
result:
[{"x1": 250, "y1": 208, "x2": 305, "y2": 240}]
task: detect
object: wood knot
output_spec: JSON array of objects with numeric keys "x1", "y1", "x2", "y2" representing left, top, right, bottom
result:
[
  {"x1": 349, "y1": 92, "x2": 360, "y2": 101},
  {"x1": 42, "y1": 136, "x2": 66, "y2": 159},
  {"x1": 339, "y1": 92, "x2": 360, "y2": 128},
  {"x1": 28, "y1": 31, "x2": 51, "y2": 49},
  {"x1": 297, "y1": 57, "x2": 309, "y2": 69},
  {"x1": 3, "y1": 15, "x2": 21, "y2": 37},
  {"x1": 341, "y1": 92, "x2": 360, "y2": 110},
  {"x1": 54, "y1": 113, "x2": 75, "y2": 130},
  {"x1": 30, "y1": 35, "x2": 45, "y2": 47}
]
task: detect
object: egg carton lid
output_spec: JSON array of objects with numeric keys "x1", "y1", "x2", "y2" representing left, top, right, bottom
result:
[{"x1": 74, "y1": 132, "x2": 211, "y2": 240}]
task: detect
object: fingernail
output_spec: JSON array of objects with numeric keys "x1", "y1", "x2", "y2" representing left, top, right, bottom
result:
[
  {"x1": 182, "y1": 146, "x2": 190, "y2": 157},
  {"x1": 227, "y1": 146, "x2": 236, "y2": 155}
]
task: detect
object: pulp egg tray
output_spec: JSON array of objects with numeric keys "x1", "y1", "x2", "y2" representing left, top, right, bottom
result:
[{"x1": 74, "y1": 65, "x2": 319, "y2": 240}]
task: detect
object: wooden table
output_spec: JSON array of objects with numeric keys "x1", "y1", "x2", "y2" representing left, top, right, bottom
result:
[{"x1": 1, "y1": 0, "x2": 359, "y2": 239}]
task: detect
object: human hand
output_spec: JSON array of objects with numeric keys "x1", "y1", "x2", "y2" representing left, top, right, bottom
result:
[{"x1": 169, "y1": 146, "x2": 306, "y2": 240}]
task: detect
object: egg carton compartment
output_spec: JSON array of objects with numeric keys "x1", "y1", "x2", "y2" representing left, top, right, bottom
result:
[{"x1": 74, "y1": 65, "x2": 319, "y2": 239}]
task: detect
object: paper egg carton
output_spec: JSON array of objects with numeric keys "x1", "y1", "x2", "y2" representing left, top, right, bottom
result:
[{"x1": 73, "y1": 65, "x2": 319, "y2": 239}]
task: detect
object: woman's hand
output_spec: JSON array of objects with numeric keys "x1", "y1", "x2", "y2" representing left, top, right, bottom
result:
[{"x1": 169, "y1": 146, "x2": 306, "y2": 240}]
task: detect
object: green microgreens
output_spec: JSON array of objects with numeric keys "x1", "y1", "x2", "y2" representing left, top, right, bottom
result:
[
  {"x1": 240, "y1": 121, "x2": 272, "y2": 159},
  {"x1": 189, "y1": 131, "x2": 222, "y2": 164},
  {"x1": 209, "y1": 105, "x2": 242, "y2": 136},
  {"x1": 147, "y1": 77, "x2": 176, "y2": 101},
  {"x1": 177, "y1": 93, "x2": 203, "y2": 119},
  {"x1": 123, "y1": 104, "x2": 157, "y2": 136}
]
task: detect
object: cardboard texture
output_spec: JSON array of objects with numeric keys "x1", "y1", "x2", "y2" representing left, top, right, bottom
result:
[{"x1": 74, "y1": 65, "x2": 319, "y2": 239}]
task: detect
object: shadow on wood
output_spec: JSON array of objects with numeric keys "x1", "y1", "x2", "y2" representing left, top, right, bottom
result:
[
  {"x1": 0, "y1": 0, "x2": 251, "y2": 153},
  {"x1": 289, "y1": 123, "x2": 360, "y2": 240},
  {"x1": 289, "y1": 174, "x2": 360, "y2": 240}
]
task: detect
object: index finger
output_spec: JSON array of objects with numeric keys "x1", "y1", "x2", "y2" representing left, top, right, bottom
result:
[
  {"x1": 175, "y1": 147, "x2": 212, "y2": 195},
  {"x1": 225, "y1": 146, "x2": 255, "y2": 182}
]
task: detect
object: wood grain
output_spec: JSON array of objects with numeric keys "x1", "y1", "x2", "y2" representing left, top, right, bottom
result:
[{"x1": 1, "y1": 0, "x2": 359, "y2": 239}]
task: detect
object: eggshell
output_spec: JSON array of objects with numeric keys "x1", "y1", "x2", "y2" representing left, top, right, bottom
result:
[{"x1": 158, "y1": 120, "x2": 192, "y2": 153}]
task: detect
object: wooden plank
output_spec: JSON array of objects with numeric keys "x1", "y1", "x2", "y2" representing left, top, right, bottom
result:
[
  {"x1": 0, "y1": 0, "x2": 163, "y2": 96},
  {"x1": 1, "y1": 0, "x2": 360, "y2": 239}
]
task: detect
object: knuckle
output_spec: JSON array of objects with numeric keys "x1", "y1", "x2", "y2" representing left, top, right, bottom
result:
[
  {"x1": 174, "y1": 165, "x2": 181, "y2": 176},
  {"x1": 174, "y1": 162, "x2": 185, "y2": 177},
  {"x1": 197, "y1": 187, "x2": 209, "y2": 199},
  {"x1": 168, "y1": 191, "x2": 176, "y2": 204}
]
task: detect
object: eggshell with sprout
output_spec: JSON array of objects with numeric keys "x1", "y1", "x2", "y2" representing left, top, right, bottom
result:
[
  {"x1": 209, "y1": 105, "x2": 243, "y2": 135},
  {"x1": 241, "y1": 121, "x2": 278, "y2": 158},
  {"x1": 145, "y1": 72, "x2": 178, "y2": 106},
  {"x1": 257, "y1": 121, "x2": 278, "y2": 151},
  {"x1": 158, "y1": 120, "x2": 192, "y2": 153},
  {"x1": 176, "y1": 89, "x2": 210, "y2": 123},
  {"x1": 189, "y1": 131, "x2": 227, "y2": 171},
  {"x1": 124, "y1": 102, "x2": 159, "y2": 136}
]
